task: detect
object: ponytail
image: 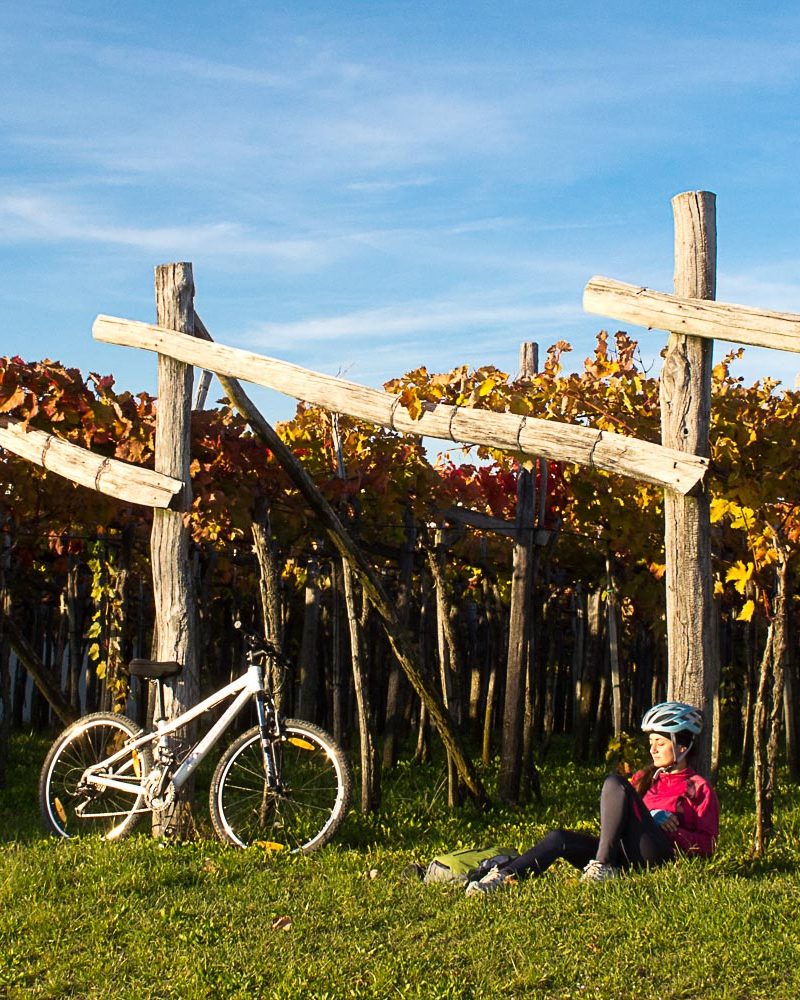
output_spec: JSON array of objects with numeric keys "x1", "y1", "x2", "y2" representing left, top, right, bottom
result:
[{"x1": 633, "y1": 763, "x2": 658, "y2": 797}]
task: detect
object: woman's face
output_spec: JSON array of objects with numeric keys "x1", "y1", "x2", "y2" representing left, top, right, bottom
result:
[{"x1": 648, "y1": 733, "x2": 676, "y2": 768}]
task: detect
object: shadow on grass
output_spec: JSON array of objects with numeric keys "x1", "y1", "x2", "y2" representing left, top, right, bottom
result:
[
  {"x1": 0, "y1": 730, "x2": 53, "y2": 843},
  {"x1": 4, "y1": 728, "x2": 800, "y2": 885}
]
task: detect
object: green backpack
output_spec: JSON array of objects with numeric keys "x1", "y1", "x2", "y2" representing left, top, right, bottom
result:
[{"x1": 423, "y1": 845, "x2": 519, "y2": 885}]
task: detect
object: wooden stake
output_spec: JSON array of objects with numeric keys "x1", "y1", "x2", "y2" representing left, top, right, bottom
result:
[
  {"x1": 331, "y1": 413, "x2": 380, "y2": 814},
  {"x1": 151, "y1": 262, "x2": 199, "y2": 838},
  {"x1": 499, "y1": 342, "x2": 537, "y2": 803},
  {"x1": 662, "y1": 192, "x2": 717, "y2": 775}
]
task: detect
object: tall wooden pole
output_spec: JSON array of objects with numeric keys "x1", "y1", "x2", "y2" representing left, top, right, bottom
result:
[
  {"x1": 331, "y1": 413, "x2": 380, "y2": 814},
  {"x1": 661, "y1": 192, "x2": 717, "y2": 774},
  {"x1": 151, "y1": 262, "x2": 198, "y2": 837},
  {"x1": 498, "y1": 342, "x2": 537, "y2": 802}
]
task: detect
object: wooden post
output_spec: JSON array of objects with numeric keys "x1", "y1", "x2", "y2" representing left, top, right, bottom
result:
[
  {"x1": 661, "y1": 192, "x2": 717, "y2": 774},
  {"x1": 1, "y1": 532, "x2": 14, "y2": 786},
  {"x1": 151, "y1": 262, "x2": 199, "y2": 838},
  {"x1": 428, "y1": 530, "x2": 461, "y2": 808},
  {"x1": 295, "y1": 551, "x2": 321, "y2": 721},
  {"x1": 499, "y1": 342, "x2": 537, "y2": 803},
  {"x1": 331, "y1": 412, "x2": 380, "y2": 813},
  {"x1": 606, "y1": 555, "x2": 622, "y2": 736},
  {"x1": 381, "y1": 503, "x2": 415, "y2": 770}
]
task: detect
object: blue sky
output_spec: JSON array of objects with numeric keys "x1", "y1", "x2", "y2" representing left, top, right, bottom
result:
[{"x1": 3, "y1": 1, "x2": 800, "y2": 423}]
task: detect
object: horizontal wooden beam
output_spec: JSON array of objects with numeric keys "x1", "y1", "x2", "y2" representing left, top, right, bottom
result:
[
  {"x1": 440, "y1": 505, "x2": 552, "y2": 544},
  {"x1": 441, "y1": 506, "x2": 517, "y2": 538},
  {"x1": 583, "y1": 276, "x2": 800, "y2": 354},
  {"x1": 0, "y1": 417, "x2": 183, "y2": 508},
  {"x1": 93, "y1": 314, "x2": 709, "y2": 495}
]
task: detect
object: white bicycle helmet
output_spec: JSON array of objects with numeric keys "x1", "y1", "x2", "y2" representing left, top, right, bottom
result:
[
  {"x1": 641, "y1": 701, "x2": 704, "y2": 735},
  {"x1": 641, "y1": 701, "x2": 704, "y2": 766}
]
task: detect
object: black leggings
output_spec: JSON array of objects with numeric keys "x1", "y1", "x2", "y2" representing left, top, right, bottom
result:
[{"x1": 507, "y1": 774, "x2": 675, "y2": 878}]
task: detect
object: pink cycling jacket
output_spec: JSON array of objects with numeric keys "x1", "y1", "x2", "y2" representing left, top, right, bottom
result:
[{"x1": 631, "y1": 766, "x2": 720, "y2": 857}]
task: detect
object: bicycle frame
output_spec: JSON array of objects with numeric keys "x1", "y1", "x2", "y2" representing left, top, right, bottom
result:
[{"x1": 84, "y1": 662, "x2": 271, "y2": 799}]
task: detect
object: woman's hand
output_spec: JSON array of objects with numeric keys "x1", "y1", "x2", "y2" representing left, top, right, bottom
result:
[{"x1": 659, "y1": 812, "x2": 680, "y2": 833}]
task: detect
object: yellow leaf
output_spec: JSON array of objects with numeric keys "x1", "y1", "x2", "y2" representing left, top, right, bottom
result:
[
  {"x1": 714, "y1": 580, "x2": 724, "y2": 596},
  {"x1": 399, "y1": 388, "x2": 422, "y2": 421},
  {"x1": 709, "y1": 498, "x2": 730, "y2": 524},
  {"x1": 477, "y1": 377, "x2": 497, "y2": 398},
  {"x1": 737, "y1": 599, "x2": 756, "y2": 622},
  {"x1": 728, "y1": 506, "x2": 755, "y2": 531},
  {"x1": 725, "y1": 561, "x2": 753, "y2": 595}
]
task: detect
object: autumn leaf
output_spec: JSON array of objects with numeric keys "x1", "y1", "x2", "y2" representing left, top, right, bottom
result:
[
  {"x1": 709, "y1": 498, "x2": 730, "y2": 523},
  {"x1": 737, "y1": 600, "x2": 756, "y2": 622},
  {"x1": 728, "y1": 506, "x2": 755, "y2": 532},
  {"x1": 399, "y1": 388, "x2": 422, "y2": 421},
  {"x1": 725, "y1": 561, "x2": 754, "y2": 595},
  {"x1": 0, "y1": 385, "x2": 27, "y2": 413}
]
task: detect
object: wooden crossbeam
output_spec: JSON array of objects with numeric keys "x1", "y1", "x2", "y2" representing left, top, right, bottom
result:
[
  {"x1": 0, "y1": 416, "x2": 183, "y2": 508},
  {"x1": 584, "y1": 276, "x2": 800, "y2": 354},
  {"x1": 440, "y1": 505, "x2": 552, "y2": 544},
  {"x1": 92, "y1": 314, "x2": 709, "y2": 495}
]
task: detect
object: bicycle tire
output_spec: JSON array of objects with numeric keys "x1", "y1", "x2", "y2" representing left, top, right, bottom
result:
[
  {"x1": 209, "y1": 719, "x2": 352, "y2": 852},
  {"x1": 39, "y1": 712, "x2": 152, "y2": 841}
]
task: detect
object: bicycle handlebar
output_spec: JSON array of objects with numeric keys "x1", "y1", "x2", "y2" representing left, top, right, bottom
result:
[{"x1": 233, "y1": 621, "x2": 292, "y2": 669}]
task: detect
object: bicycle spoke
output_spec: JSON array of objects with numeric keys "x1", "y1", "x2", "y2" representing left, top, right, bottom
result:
[
  {"x1": 210, "y1": 721, "x2": 351, "y2": 851},
  {"x1": 40, "y1": 714, "x2": 150, "y2": 841}
]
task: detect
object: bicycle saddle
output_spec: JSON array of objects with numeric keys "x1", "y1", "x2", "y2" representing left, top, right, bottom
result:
[{"x1": 129, "y1": 659, "x2": 183, "y2": 680}]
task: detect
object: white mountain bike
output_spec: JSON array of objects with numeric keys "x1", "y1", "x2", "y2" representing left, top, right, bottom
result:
[{"x1": 39, "y1": 627, "x2": 352, "y2": 852}]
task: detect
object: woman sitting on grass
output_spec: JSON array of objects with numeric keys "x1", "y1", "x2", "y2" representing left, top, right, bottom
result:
[{"x1": 466, "y1": 701, "x2": 720, "y2": 896}]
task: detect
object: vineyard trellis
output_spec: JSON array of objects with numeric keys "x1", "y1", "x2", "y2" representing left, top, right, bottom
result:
[{"x1": 1, "y1": 191, "x2": 799, "y2": 853}]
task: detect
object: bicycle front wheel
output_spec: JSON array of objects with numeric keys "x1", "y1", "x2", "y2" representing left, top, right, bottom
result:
[
  {"x1": 39, "y1": 712, "x2": 151, "y2": 841},
  {"x1": 210, "y1": 720, "x2": 352, "y2": 852}
]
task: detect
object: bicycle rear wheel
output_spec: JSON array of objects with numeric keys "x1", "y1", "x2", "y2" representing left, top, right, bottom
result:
[
  {"x1": 210, "y1": 720, "x2": 352, "y2": 852},
  {"x1": 39, "y1": 712, "x2": 151, "y2": 841}
]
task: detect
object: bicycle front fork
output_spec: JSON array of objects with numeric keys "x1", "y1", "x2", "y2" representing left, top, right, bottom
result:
[{"x1": 255, "y1": 692, "x2": 281, "y2": 792}]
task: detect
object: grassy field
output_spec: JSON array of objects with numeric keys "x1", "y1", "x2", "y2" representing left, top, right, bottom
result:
[{"x1": 2, "y1": 731, "x2": 799, "y2": 1000}]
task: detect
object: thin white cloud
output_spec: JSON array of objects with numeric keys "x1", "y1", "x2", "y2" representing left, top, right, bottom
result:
[
  {"x1": 49, "y1": 37, "x2": 376, "y2": 92},
  {"x1": 302, "y1": 92, "x2": 513, "y2": 170},
  {"x1": 0, "y1": 192, "x2": 333, "y2": 265},
  {"x1": 92, "y1": 46, "x2": 291, "y2": 88},
  {"x1": 347, "y1": 177, "x2": 435, "y2": 193},
  {"x1": 244, "y1": 296, "x2": 582, "y2": 345},
  {"x1": 717, "y1": 269, "x2": 800, "y2": 315}
]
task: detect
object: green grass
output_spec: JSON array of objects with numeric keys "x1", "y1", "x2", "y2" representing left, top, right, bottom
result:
[{"x1": 2, "y1": 732, "x2": 800, "y2": 999}]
